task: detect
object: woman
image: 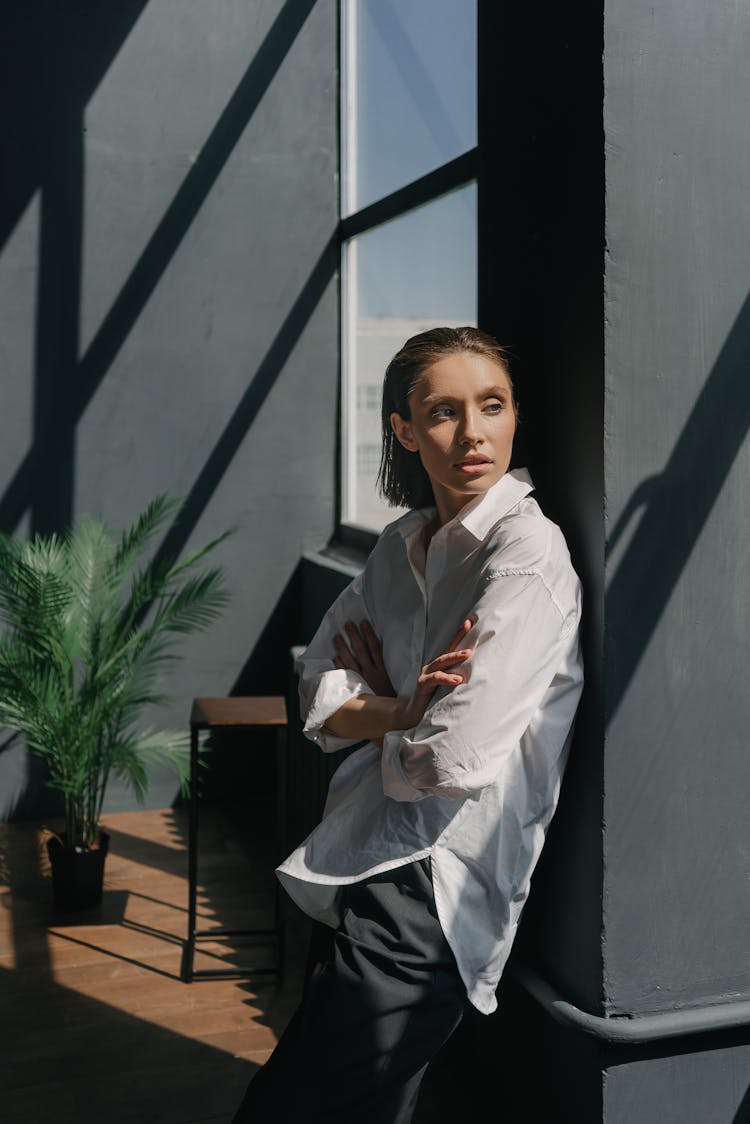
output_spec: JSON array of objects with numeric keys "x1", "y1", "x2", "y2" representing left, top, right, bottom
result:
[{"x1": 232, "y1": 326, "x2": 584, "y2": 1123}]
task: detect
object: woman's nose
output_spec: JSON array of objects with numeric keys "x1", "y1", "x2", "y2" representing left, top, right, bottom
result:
[{"x1": 458, "y1": 409, "x2": 482, "y2": 444}]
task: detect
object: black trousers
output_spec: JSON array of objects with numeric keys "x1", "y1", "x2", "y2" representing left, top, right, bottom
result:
[{"x1": 231, "y1": 858, "x2": 467, "y2": 1124}]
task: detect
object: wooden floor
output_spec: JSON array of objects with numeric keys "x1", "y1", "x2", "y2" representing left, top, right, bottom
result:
[
  {"x1": 0, "y1": 803, "x2": 310, "y2": 1124},
  {"x1": 1, "y1": 803, "x2": 477, "y2": 1124}
]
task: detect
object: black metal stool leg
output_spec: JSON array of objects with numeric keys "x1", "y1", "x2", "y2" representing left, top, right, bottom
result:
[
  {"x1": 181, "y1": 701, "x2": 288, "y2": 983},
  {"x1": 274, "y1": 725, "x2": 287, "y2": 980},
  {"x1": 181, "y1": 723, "x2": 200, "y2": 982}
]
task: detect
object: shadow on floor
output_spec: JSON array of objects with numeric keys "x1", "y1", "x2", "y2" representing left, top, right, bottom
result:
[{"x1": 0, "y1": 810, "x2": 306, "y2": 1124}]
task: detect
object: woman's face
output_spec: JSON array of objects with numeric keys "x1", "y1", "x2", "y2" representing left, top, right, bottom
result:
[{"x1": 390, "y1": 351, "x2": 517, "y2": 524}]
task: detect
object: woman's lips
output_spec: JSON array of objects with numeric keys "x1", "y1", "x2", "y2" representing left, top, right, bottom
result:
[{"x1": 455, "y1": 458, "x2": 493, "y2": 476}]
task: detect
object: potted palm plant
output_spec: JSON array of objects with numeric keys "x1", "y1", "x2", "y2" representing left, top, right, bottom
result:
[{"x1": 0, "y1": 495, "x2": 231, "y2": 910}]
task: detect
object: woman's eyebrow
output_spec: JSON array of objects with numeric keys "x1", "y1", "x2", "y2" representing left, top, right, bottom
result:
[{"x1": 420, "y1": 392, "x2": 453, "y2": 405}]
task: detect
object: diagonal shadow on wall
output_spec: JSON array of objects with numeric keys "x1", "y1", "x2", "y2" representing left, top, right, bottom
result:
[
  {"x1": 0, "y1": 0, "x2": 318, "y2": 537},
  {"x1": 604, "y1": 289, "x2": 750, "y2": 725},
  {"x1": 1, "y1": 0, "x2": 324, "y2": 827},
  {"x1": 0, "y1": 2, "x2": 151, "y2": 255},
  {"x1": 150, "y1": 239, "x2": 337, "y2": 571},
  {"x1": 734, "y1": 1081, "x2": 750, "y2": 1123}
]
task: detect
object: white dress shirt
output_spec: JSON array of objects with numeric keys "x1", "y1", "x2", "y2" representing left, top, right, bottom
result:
[{"x1": 277, "y1": 468, "x2": 584, "y2": 1014}]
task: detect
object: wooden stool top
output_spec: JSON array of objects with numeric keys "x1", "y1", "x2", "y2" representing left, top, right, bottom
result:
[{"x1": 190, "y1": 696, "x2": 287, "y2": 729}]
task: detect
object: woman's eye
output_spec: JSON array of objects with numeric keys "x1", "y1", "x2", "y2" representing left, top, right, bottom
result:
[
  {"x1": 484, "y1": 401, "x2": 504, "y2": 413},
  {"x1": 431, "y1": 406, "x2": 454, "y2": 419}
]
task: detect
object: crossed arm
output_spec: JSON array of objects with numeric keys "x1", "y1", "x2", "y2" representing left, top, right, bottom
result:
[{"x1": 323, "y1": 616, "x2": 476, "y2": 743}]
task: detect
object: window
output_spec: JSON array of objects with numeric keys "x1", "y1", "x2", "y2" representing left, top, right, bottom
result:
[{"x1": 340, "y1": 0, "x2": 478, "y2": 533}]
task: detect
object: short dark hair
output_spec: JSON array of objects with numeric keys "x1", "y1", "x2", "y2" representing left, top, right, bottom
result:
[{"x1": 377, "y1": 325, "x2": 515, "y2": 509}]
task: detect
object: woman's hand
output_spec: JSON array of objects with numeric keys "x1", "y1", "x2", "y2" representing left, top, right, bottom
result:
[
  {"x1": 395, "y1": 617, "x2": 475, "y2": 731},
  {"x1": 333, "y1": 619, "x2": 396, "y2": 697},
  {"x1": 324, "y1": 615, "x2": 476, "y2": 745}
]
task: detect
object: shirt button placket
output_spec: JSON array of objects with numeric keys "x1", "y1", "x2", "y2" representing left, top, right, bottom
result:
[{"x1": 423, "y1": 537, "x2": 446, "y2": 661}]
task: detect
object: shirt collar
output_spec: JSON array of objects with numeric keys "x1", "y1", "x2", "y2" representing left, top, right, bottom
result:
[
  {"x1": 395, "y1": 505, "x2": 436, "y2": 540},
  {"x1": 395, "y1": 467, "x2": 535, "y2": 545},
  {"x1": 457, "y1": 467, "x2": 535, "y2": 541}
]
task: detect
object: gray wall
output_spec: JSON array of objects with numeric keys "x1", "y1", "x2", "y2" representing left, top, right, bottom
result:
[
  {"x1": 0, "y1": 0, "x2": 339, "y2": 819},
  {"x1": 603, "y1": 0, "x2": 750, "y2": 1019},
  {"x1": 603, "y1": 1041, "x2": 750, "y2": 1124},
  {"x1": 600, "y1": 0, "x2": 750, "y2": 1115}
]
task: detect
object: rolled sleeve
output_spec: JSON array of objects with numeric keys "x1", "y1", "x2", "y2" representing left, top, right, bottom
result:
[
  {"x1": 295, "y1": 568, "x2": 381, "y2": 753},
  {"x1": 299, "y1": 664, "x2": 375, "y2": 752},
  {"x1": 381, "y1": 570, "x2": 581, "y2": 801}
]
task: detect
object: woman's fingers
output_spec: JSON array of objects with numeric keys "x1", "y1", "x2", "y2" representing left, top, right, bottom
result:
[
  {"x1": 401, "y1": 615, "x2": 478, "y2": 727},
  {"x1": 333, "y1": 633, "x2": 359, "y2": 671},
  {"x1": 409, "y1": 670, "x2": 464, "y2": 725},
  {"x1": 423, "y1": 649, "x2": 471, "y2": 673},
  {"x1": 412, "y1": 646, "x2": 471, "y2": 708},
  {"x1": 446, "y1": 615, "x2": 477, "y2": 653},
  {"x1": 359, "y1": 619, "x2": 383, "y2": 667},
  {"x1": 344, "y1": 620, "x2": 372, "y2": 669},
  {"x1": 338, "y1": 616, "x2": 473, "y2": 727},
  {"x1": 419, "y1": 669, "x2": 464, "y2": 688},
  {"x1": 336, "y1": 620, "x2": 396, "y2": 698}
]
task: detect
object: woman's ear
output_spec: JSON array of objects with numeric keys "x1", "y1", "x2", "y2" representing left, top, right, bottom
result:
[{"x1": 390, "y1": 411, "x2": 418, "y2": 452}]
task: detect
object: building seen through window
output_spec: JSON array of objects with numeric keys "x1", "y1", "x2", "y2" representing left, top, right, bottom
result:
[{"x1": 341, "y1": 0, "x2": 478, "y2": 532}]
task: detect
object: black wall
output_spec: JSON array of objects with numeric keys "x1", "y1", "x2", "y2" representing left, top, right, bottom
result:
[{"x1": 478, "y1": 0, "x2": 606, "y2": 1016}]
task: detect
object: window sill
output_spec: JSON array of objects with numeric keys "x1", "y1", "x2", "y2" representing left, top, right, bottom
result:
[{"x1": 302, "y1": 541, "x2": 370, "y2": 579}]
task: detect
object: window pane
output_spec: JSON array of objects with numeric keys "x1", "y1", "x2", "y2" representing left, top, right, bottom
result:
[
  {"x1": 342, "y1": 184, "x2": 477, "y2": 531},
  {"x1": 343, "y1": 0, "x2": 477, "y2": 214}
]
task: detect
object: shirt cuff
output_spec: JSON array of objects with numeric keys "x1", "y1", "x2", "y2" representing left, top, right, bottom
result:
[
  {"x1": 302, "y1": 668, "x2": 375, "y2": 753},
  {"x1": 380, "y1": 728, "x2": 425, "y2": 802}
]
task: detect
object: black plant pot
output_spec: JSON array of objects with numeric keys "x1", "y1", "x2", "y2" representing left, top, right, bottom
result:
[{"x1": 46, "y1": 831, "x2": 110, "y2": 911}]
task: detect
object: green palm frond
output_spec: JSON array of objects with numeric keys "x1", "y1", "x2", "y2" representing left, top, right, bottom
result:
[
  {"x1": 0, "y1": 535, "x2": 72, "y2": 645},
  {"x1": 64, "y1": 516, "x2": 117, "y2": 666},
  {"x1": 111, "y1": 495, "x2": 181, "y2": 579},
  {"x1": 163, "y1": 528, "x2": 235, "y2": 582},
  {"x1": 115, "y1": 727, "x2": 192, "y2": 789},
  {"x1": 0, "y1": 498, "x2": 231, "y2": 848},
  {"x1": 0, "y1": 644, "x2": 66, "y2": 752},
  {"x1": 149, "y1": 569, "x2": 229, "y2": 635}
]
